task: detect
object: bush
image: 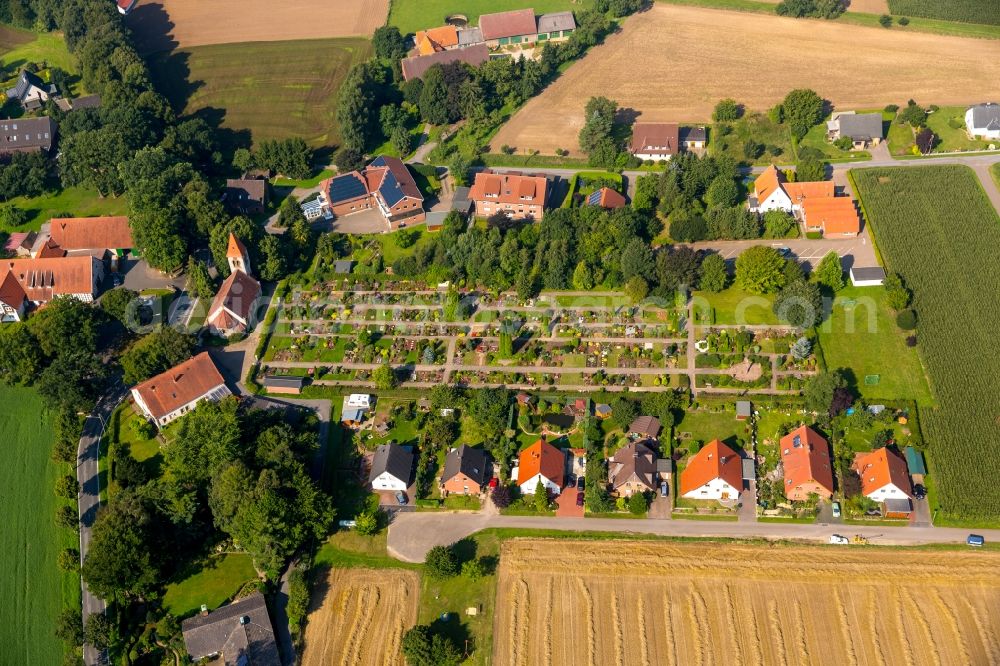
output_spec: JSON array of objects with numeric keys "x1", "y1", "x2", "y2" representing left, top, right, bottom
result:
[
  {"x1": 461, "y1": 558, "x2": 485, "y2": 580},
  {"x1": 424, "y1": 544, "x2": 459, "y2": 578},
  {"x1": 879, "y1": 14, "x2": 892, "y2": 27},
  {"x1": 898, "y1": 16, "x2": 910, "y2": 26},
  {"x1": 884, "y1": 104, "x2": 899, "y2": 113},
  {"x1": 491, "y1": 484, "x2": 513, "y2": 508},
  {"x1": 834, "y1": 136, "x2": 854, "y2": 151},
  {"x1": 58, "y1": 548, "x2": 80, "y2": 572},
  {"x1": 628, "y1": 492, "x2": 648, "y2": 515},
  {"x1": 55, "y1": 475, "x2": 78, "y2": 499},
  {"x1": 713, "y1": 98, "x2": 742, "y2": 122},
  {"x1": 354, "y1": 509, "x2": 379, "y2": 535},
  {"x1": 896, "y1": 309, "x2": 917, "y2": 330},
  {"x1": 906, "y1": 335, "x2": 917, "y2": 347}
]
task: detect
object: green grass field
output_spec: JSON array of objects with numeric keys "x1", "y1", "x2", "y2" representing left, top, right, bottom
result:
[
  {"x1": 163, "y1": 553, "x2": 256, "y2": 618},
  {"x1": 851, "y1": 165, "x2": 1000, "y2": 523},
  {"x1": 389, "y1": 0, "x2": 594, "y2": 34},
  {"x1": 817, "y1": 285, "x2": 934, "y2": 406},
  {"x1": 692, "y1": 287, "x2": 779, "y2": 326},
  {"x1": 888, "y1": 107, "x2": 995, "y2": 155},
  {"x1": 0, "y1": 25, "x2": 76, "y2": 73},
  {"x1": 0, "y1": 385, "x2": 76, "y2": 666},
  {"x1": 7, "y1": 186, "x2": 129, "y2": 232},
  {"x1": 993, "y1": 163, "x2": 1000, "y2": 189},
  {"x1": 148, "y1": 38, "x2": 371, "y2": 148}
]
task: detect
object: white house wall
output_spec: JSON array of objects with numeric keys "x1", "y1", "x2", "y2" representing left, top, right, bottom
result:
[
  {"x1": 371, "y1": 472, "x2": 408, "y2": 491},
  {"x1": 518, "y1": 473, "x2": 562, "y2": 496},
  {"x1": 682, "y1": 477, "x2": 740, "y2": 500}
]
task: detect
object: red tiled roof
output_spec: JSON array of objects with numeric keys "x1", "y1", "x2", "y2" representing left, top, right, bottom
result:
[
  {"x1": 801, "y1": 197, "x2": 859, "y2": 236},
  {"x1": 680, "y1": 439, "x2": 742, "y2": 497},
  {"x1": 479, "y1": 8, "x2": 537, "y2": 40},
  {"x1": 36, "y1": 239, "x2": 65, "y2": 258},
  {"x1": 854, "y1": 448, "x2": 912, "y2": 498},
  {"x1": 0, "y1": 256, "x2": 97, "y2": 302},
  {"x1": 468, "y1": 171, "x2": 548, "y2": 208},
  {"x1": 49, "y1": 216, "x2": 133, "y2": 251},
  {"x1": 226, "y1": 233, "x2": 249, "y2": 259},
  {"x1": 132, "y1": 352, "x2": 226, "y2": 421},
  {"x1": 208, "y1": 269, "x2": 261, "y2": 328},
  {"x1": 0, "y1": 270, "x2": 27, "y2": 309},
  {"x1": 414, "y1": 25, "x2": 459, "y2": 54},
  {"x1": 593, "y1": 187, "x2": 626, "y2": 209},
  {"x1": 779, "y1": 425, "x2": 835, "y2": 499},
  {"x1": 518, "y1": 439, "x2": 565, "y2": 488},
  {"x1": 630, "y1": 123, "x2": 680, "y2": 155},
  {"x1": 784, "y1": 180, "x2": 835, "y2": 204}
]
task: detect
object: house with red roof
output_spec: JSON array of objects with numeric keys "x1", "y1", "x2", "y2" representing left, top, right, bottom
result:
[
  {"x1": 515, "y1": 439, "x2": 565, "y2": 495},
  {"x1": 46, "y1": 216, "x2": 134, "y2": 267},
  {"x1": 318, "y1": 155, "x2": 424, "y2": 229},
  {"x1": 585, "y1": 187, "x2": 626, "y2": 209},
  {"x1": 853, "y1": 447, "x2": 913, "y2": 502},
  {"x1": 748, "y1": 165, "x2": 860, "y2": 237},
  {"x1": 0, "y1": 255, "x2": 104, "y2": 321},
  {"x1": 630, "y1": 123, "x2": 681, "y2": 161},
  {"x1": 779, "y1": 425, "x2": 835, "y2": 501},
  {"x1": 131, "y1": 352, "x2": 232, "y2": 428},
  {"x1": 680, "y1": 439, "x2": 743, "y2": 500},
  {"x1": 468, "y1": 171, "x2": 548, "y2": 221}
]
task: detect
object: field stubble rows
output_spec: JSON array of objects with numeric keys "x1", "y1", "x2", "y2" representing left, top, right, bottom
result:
[{"x1": 495, "y1": 540, "x2": 1000, "y2": 666}]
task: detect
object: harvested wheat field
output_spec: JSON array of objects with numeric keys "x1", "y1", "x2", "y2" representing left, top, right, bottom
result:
[
  {"x1": 301, "y1": 567, "x2": 419, "y2": 666},
  {"x1": 492, "y1": 4, "x2": 1000, "y2": 155},
  {"x1": 127, "y1": 0, "x2": 388, "y2": 53},
  {"x1": 494, "y1": 540, "x2": 1000, "y2": 666}
]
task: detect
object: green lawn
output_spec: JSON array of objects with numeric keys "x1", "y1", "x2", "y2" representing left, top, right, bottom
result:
[
  {"x1": 163, "y1": 553, "x2": 257, "y2": 619},
  {"x1": 7, "y1": 186, "x2": 128, "y2": 232},
  {"x1": 375, "y1": 227, "x2": 436, "y2": 264},
  {"x1": 692, "y1": 287, "x2": 779, "y2": 326},
  {"x1": 798, "y1": 120, "x2": 871, "y2": 162},
  {"x1": 992, "y1": 163, "x2": 1000, "y2": 190},
  {"x1": 273, "y1": 169, "x2": 334, "y2": 189},
  {"x1": 673, "y1": 408, "x2": 751, "y2": 451},
  {"x1": 925, "y1": 106, "x2": 995, "y2": 153},
  {"x1": 148, "y1": 38, "x2": 371, "y2": 148},
  {"x1": 0, "y1": 25, "x2": 76, "y2": 75},
  {"x1": 0, "y1": 385, "x2": 77, "y2": 666},
  {"x1": 389, "y1": 0, "x2": 594, "y2": 34}
]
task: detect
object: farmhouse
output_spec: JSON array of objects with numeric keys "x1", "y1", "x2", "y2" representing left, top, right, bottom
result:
[
  {"x1": 749, "y1": 165, "x2": 834, "y2": 214},
  {"x1": 223, "y1": 177, "x2": 268, "y2": 215},
  {"x1": 628, "y1": 415, "x2": 662, "y2": 440},
  {"x1": 5, "y1": 70, "x2": 58, "y2": 112},
  {"x1": 608, "y1": 441, "x2": 658, "y2": 497},
  {"x1": 827, "y1": 112, "x2": 884, "y2": 148},
  {"x1": 965, "y1": 103, "x2": 1000, "y2": 140},
  {"x1": 0, "y1": 255, "x2": 104, "y2": 320},
  {"x1": 479, "y1": 8, "x2": 538, "y2": 47},
  {"x1": 535, "y1": 11, "x2": 576, "y2": 43},
  {"x1": 800, "y1": 196, "x2": 860, "y2": 238},
  {"x1": 369, "y1": 443, "x2": 413, "y2": 491},
  {"x1": 400, "y1": 44, "x2": 490, "y2": 81},
  {"x1": 318, "y1": 156, "x2": 424, "y2": 229},
  {"x1": 679, "y1": 126, "x2": 707, "y2": 150},
  {"x1": 854, "y1": 447, "x2": 913, "y2": 503},
  {"x1": 206, "y1": 234, "x2": 261, "y2": 337},
  {"x1": 629, "y1": 123, "x2": 680, "y2": 161},
  {"x1": 414, "y1": 25, "x2": 459, "y2": 55},
  {"x1": 47, "y1": 216, "x2": 134, "y2": 266},
  {"x1": 586, "y1": 187, "x2": 626, "y2": 209},
  {"x1": 181, "y1": 592, "x2": 280, "y2": 666},
  {"x1": 515, "y1": 438, "x2": 565, "y2": 495},
  {"x1": 131, "y1": 352, "x2": 232, "y2": 428},
  {"x1": 850, "y1": 266, "x2": 886, "y2": 287},
  {"x1": 779, "y1": 425, "x2": 835, "y2": 501},
  {"x1": 680, "y1": 439, "x2": 743, "y2": 500},
  {"x1": 0, "y1": 116, "x2": 55, "y2": 156},
  {"x1": 469, "y1": 171, "x2": 548, "y2": 221},
  {"x1": 440, "y1": 445, "x2": 490, "y2": 495}
]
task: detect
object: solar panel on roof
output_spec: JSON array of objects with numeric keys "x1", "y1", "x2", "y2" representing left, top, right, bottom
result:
[
  {"x1": 326, "y1": 174, "x2": 367, "y2": 204},
  {"x1": 379, "y1": 171, "x2": 406, "y2": 207},
  {"x1": 369, "y1": 156, "x2": 388, "y2": 168},
  {"x1": 586, "y1": 190, "x2": 603, "y2": 206}
]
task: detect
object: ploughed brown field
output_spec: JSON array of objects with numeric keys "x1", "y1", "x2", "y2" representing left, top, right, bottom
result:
[
  {"x1": 494, "y1": 539, "x2": 1000, "y2": 665},
  {"x1": 301, "y1": 568, "x2": 419, "y2": 666},
  {"x1": 126, "y1": 0, "x2": 388, "y2": 53},
  {"x1": 491, "y1": 3, "x2": 1000, "y2": 156}
]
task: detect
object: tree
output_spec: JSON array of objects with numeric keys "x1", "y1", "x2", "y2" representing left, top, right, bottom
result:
[
  {"x1": 0, "y1": 322, "x2": 45, "y2": 386},
  {"x1": 55, "y1": 475, "x2": 79, "y2": 499},
  {"x1": 619, "y1": 238, "x2": 654, "y2": 281},
  {"x1": 611, "y1": 396, "x2": 639, "y2": 430},
  {"x1": 898, "y1": 100, "x2": 927, "y2": 128},
  {"x1": 165, "y1": 397, "x2": 242, "y2": 484},
  {"x1": 101, "y1": 288, "x2": 139, "y2": 326},
  {"x1": 782, "y1": 89, "x2": 825, "y2": 140},
  {"x1": 462, "y1": 558, "x2": 486, "y2": 580},
  {"x1": 813, "y1": 251, "x2": 844, "y2": 291},
  {"x1": 120, "y1": 327, "x2": 194, "y2": 384},
  {"x1": 803, "y1": 370, "x2": 847, "y2": 415},
  {"x1": 419, "y1": 66, "x2": 451, "y2": 125},
  {"x1": 372, "y1": 25, "x2": 407, "y2": 60},
  {"x1": 28, "y1": 297, "x2": 99, "y2": 358},
  {"x1": 624, "y1": 276, "x2": 648, "y2": 304},
  {"x1": 56, "y1": 505, "x2": 78, "y2": 529},
  {"x1": 402, "y1": 626, "x2": 463, "y2": 666},
  {"x1": 879, "y1": 13, "x2": 892, "y2": 27},
  {"x1": 448, "y1": 153, "x2": 471, "y2": 187},
  {"x1": 713, "y1": 98, "x2": 742, "y2": 122},
  {"x1": 469, "y1": 387, "x2": 510, "y2": 438},
  {"x1": 773, "y1": 279, "x2": 822, "y2": 328},
  {"x1": 424, "y1": 545, "x2": 458, "y2": 578},
  {"x1": 533, "y1": 478, "x2": 550, "y2": 512},
  {"x1": 656, "y1": 246, "x2": 701, "y2": 293},
  {"x1": 628, "y1": 492, "x2": 648, "y2": 515},
  {"x1": 669, "y1": 214, "x2": 708, "y2": 242},
  {"x1": 762, "y1": 210, "x2": 795, "y2": 239},
  {"x1": 58, "y1": 548, "x2": 80, "y2": 572},
  {"x1": 790, "y1": 336, "x2": 812, "y2": 360},
  {"x1": 185, "y1": 257, "x2": 215, "y2": 300},
  {"x1": 915, "y1": 128, "x2": 937, "y2": 154},
  {"x1": 55, "y1": 608, "x2": 83, "y2": 645},
  {"x1": 795, "y1": 157, "x2": 826, "y2": 182},
  {"x1": 578, "y1": 96, "x2": 618, "y2": 154},
  {"x1": 896, "y1": 309, "x2": 917, "y2": 330},
  {"x1": 372, "y1": 359, "x2": 397, "y2": 390},
  {"x1": 884, "y1": 272, "x2": 911, "y2": 310},
  {"x1": 38, "y1": 351, "x2": 108, "y2": 412},
  {"x1": 572, "y1": 261, "x2": 595, "y2": 290},
  {"x1": 84, "y1": 613, "x2": 113, "y2": 650},
  {"x1": 698, "y1": 253, "x2": 728, "y2": 292},
  {"x1": 706, "y1": 175, "x2": 739, "y2": 208},
  {"x1": 354, "y1": 509, "x2": 379, "y2": 536},
  {"x1": 736, "y1": 246, "x2": 786, "y2": 295},
  {"x1": 82, "y1": 493, "x2": 162, "y2": 601},
  {"x1": 0, "y1": 203, "x2": 28, "y2": 228},
  {"x1": 491, "y1": 484, "x2": 513, "y2": 509}
]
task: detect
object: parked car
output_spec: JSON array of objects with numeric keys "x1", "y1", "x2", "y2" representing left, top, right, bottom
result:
[
  {"x1": 576, "y1": 492, "x2": 585, "y2": 507},
  {"x1": 829, "y1": 534, "x2": 849, "y2": 545},
  {"x1": 394, "y1": 490, "x2": 408, "y2": 505},
  {"x1": 660, "y1": 481, "x2": 668, "y2": 497},
  {"x1": 337, "y1": 519, "x2": 357, "y2": 529},
  {"x1": 967, "y1": 534, "x2": 985, "y2": 547},
  {"x1": 913, "y1": 484, "x2": 927, "y2": 500},
  {"x1": 576, "y1": 477, "x2": 585, "y2": 491},
  {"x1": 831, "y1": 501, "x2": 841, "y2": 519}
]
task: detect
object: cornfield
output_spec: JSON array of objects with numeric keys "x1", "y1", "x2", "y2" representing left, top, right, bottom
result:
[
  {"x1": 886, "y1": 0, "x2": 1000, "y2": 26},
  {"x1": 852, "y1": 166, "x2": 1000, "y2": 521}
]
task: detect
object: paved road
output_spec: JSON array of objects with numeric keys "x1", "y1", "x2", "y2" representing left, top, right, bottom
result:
[
  {"x1": 386, "y1": 511, "x2": 1000, "y2": 563},
  {"x1": 78, "y1": 382, "x2": 129, "y2": 666}
]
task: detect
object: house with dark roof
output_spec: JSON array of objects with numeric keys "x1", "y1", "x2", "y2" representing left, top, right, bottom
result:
[
  {"x1": 207, "y1": 234, "x2": 262, "y2": 337},
  {"x1": 318, "y1": 156, "x2": 425, "y2": 229},
  {"x1": 850, "y1": 266, "x2": 886, "y2": 287},
  {"x1": 401, "y1": 43, "x2": 490, "y2": 81},
  {"x1": 131, "y1": 352, "x2": 232, "y2": 427},
  {"x1": 965, "y1": 103, "x2": 1000, "y2": 140},
  {"x1": 369, "y1": 443, "x2": 413, "y2": 491},
  {"x1": 827, "y1": 112, "x2": 884, "y2": 148},
  {"x1": 181, "y1": 592, "x2": 280, "y2": 666},
  {"x1": 628, "y1": 416, "x2": 662, "y2": 440},
  {"x1": 6, "y1": 70, "x2": 58, "y2": 111},
  {"x1": 479, "y1": 8, "x2": 539, "y2": 47},
  {"x1": 440, "y1": 445, "x2": 491, "y2": 495},
  {"x1": 679, "y1": 126, "x2": 707, "y2": 150},
  {"x1": 69, "y1": 94, "x2": 101, "y2": 111},
  {"x1": 224, "y1": 178, "x2": 268, "y2": 215},
  {"x1": 0, "y1": 116, "x2": 56, "y2": 156},
  {"x1": 262, "y1": 374, "x2": 306, "y2": 395},
  {"x1": 609, "y1": 441, "x2": 658, "y2": 497},
  {"x1": 536, "y1": 11, "x2": 576, "y2": 42},
  {"x1": 468, "y1": 171, "x2": 548, "y2": 221}
]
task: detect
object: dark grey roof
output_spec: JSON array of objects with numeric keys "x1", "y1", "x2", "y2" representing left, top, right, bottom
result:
[
  {"x1": 7, "y1": 70, "x2": 53, "y2": 101},
  {"x1": 451, "y1": 186, "x2": 473, "y2": 214},
  {"x1": 400, "y1": 44, "x2": 490, "y2": 81},
  {"x1": 537, "y1": 11, "x2": 576, "y2": 33},
  {"x1": 851, "y1": 266, "x2": 886, "y2": 282},
  {"x1": 656, "y1": 458, "x2": 672, "y2": 474},
  {"x1": 736, "y1": 401, "x2": 752, "y2": 417},
  {"x1": 0, "y1": 116, "x2": 56, "y2": 153},
  {"x1": 883, "y1": 498, "x2": 912, "y2": 513},
  {"x1": 680, "y1": 126, "x2": 707, "y2": 143},
  {"x1": 71, "y1": 94, "x2": 101, "y2": 110},
  {"x1": 262, "y1": 375, "x2": 305, "y2": 389},
  {"x1": 834, "y1": 113, "x2": 883, "y2": 141},
  {"x1": 742, "y1": 458, "x2": 755, "y2": 480},
  {"x1": 181, "y1": 592, "x2": 281, "y2": 666},
  {"x1": 424, "y1": 211, "x2": 448, "y2": 229},
  {"x1": 369, "y1": 155, "x2": 423, "y2": 208},
  {"x1": 369, "y1": 443, "x2": 413, "y2": 485},
  {"x1": 970, "y1": 103, "x2": 1000, "y2": 131},
  {"x1": 333, "y1": 260, "x2": 353, "y2": 273},
  {"x1": 609, "y1": 441, "x2": 657, "y2": 490},
  {"x1": 225, "y1": 178, "x2": 267, "y2": 205},
  {"x1": 629, "y1": 415, "x2": 662, "y2": 438},
  {"x1": 457, "y1": 27, "x2": 483, "y2": 46},
  {"x1": 441, "y1": 445, "x2": 489, "y2": 486}
]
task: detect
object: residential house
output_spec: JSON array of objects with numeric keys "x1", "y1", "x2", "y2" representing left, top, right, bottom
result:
[
  {"x1": 469, "y1": 171, "x2": 548, "y2": 221},
  {"x1": 261, "y1": 375, "x2": 306, "y2": 395},
  {"x1": 595, "y1": 403, "x2": 612, "y2": 420},
  {"x1": 0, "y1": 271, "x2": 27, "y2": 321},
  {"x1": 206, "y1": 234, "x2": 262, "y2": 337},
  {"x1": 369, "y1": 443, "x2": 413, "y2": 491},
  {"x1": 800, "y1": 196, "x2": 860, "y2": 238},
  {"x1": 628, "y1": 415, "x2": 662, "y2": 441},
  {"x1": 748, "y1": 165, "x2": 835, "y2": 214},
  {"x1": 4, "y1": 231, "x2": 36, "y2": 257},
  {"x1": 849, "y1": 266, "x2": 886, "y2": 287},
  {"x1": 224, "y1": 178, "x2": 268, "y2": 215},
  {"x1": 827, "y1": 112, "x2": 884, "y2": 148},
  {"x1": 736, "y1": 401, "x2": 752, "y2": 421},
  {"x1": 564, "y1": 397, "x2": 589, "y2": 421},
  {"x1": 47, "y1": 216, "x2": 134, "y2": 267},
  {"x1": 779, "y1": 425, "x2": 835, "y2": 501},
  {"x1": 414, "y1": 25, "x2": 459, "y2": 55},
  {"x1": 965, "y1": 103, "x2": 1000, "y2": 140},
  {"x1": 516, "y1": 391, "x2": 534, "y2": 409},
  {"x1": 318, "y1": 156, "x2": 425, "y2": 229},
  {"x1": 0, "y1": 116, "x2": 56, "y2": 156},
  {"x1": 608, "y1": 441, "x2": 658, "y2": 497},
  {"x1": 341, "y1": 393, "x2": 373, "y2": 427},
  {"x1": 440, "y1": 445, "x2": 490, "y2": 495},
  {"x1": 131, "y1": 352, "x2": 232, "y2": 428},
  {"x1": 400, "y1": 44, "x2": 490, "y2": 81},
  {"x1": 629, "y1": 123, "x2": 680, "y2": 161},
  {"x1": 535, "y1": 11, "x2": 576, "y2": 43},
  {"x1": 180, "y1": 592, "x2": 280, "y2": 666},
  {"x1": 0, "y1": 255, "x2": 104, "y2": 320},
  {"x1": 585, "y1": 187, "x2": 626, "y2": 209},
  {"x1": 69, "y1": 94, "x2": 101, "y2": 110},
  {"x1": 450, "y1": 185, "x2": 474, "y2": 220},
  {"x1": 854, "y1": 447, "x2": 913, "y2": 503},
  {"x1": 516, "y1": 438, "x2": 565, "y2": 495},
  {"x1": 479, "y1": 8, "x2": 539, "y2": 47},
  {"x1": 679, "y1": 126, "x2": 707, "y2": 150},
  {"x1": 6, "y1": 70, "x2": 58, "y2": 112},
  {"x1": 679, "y1": 439, "x2": 743, "y2": 500}
]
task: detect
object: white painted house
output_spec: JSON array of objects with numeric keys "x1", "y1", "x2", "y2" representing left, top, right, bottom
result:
[
  {"x1": 965, "y1": 103, "x2": 1000, "y2": 140},
  {"x1": 854, "y1": 448, "x2": 913, "y2": 502},
  {"x1": 368, "y1": 443, "x2": 412, "y2": 491},
  {"x1": 131, "y1": 352, "x2": 232, "y2": 428},
  {"x1": 515, "y1": 439, "x2": 565, "y2": 496},
  {"x1": 679, "y1": 439, "x2": 743, "y2": 501},
  {"x1": 748, "y1": 165, "x2": 835, "y2": 214}
]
